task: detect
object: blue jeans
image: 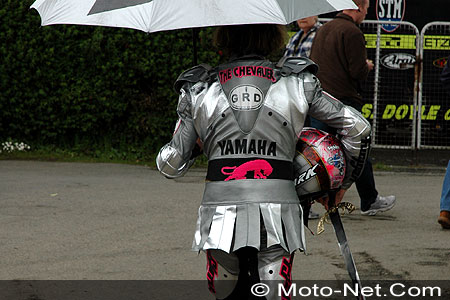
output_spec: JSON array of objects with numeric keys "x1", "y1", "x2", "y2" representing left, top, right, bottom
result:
[
  {"x1": 441, "y1": 161, "x2": 450, "y2": 211},
  {"x1": 310, "y1": 98, "x2": 378, "y2": 211}
]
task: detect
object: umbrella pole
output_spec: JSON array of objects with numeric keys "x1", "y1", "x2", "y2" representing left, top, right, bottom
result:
[{"x1": 192, "y1": 28, "x2": 198, "y2": 65}]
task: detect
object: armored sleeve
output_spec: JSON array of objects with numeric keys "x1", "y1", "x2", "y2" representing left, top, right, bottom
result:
[
  {"x1": 302, "y1": 73, "x2": 371, "y2": 189},
  {"x1": 156, "y1": 84, "x2": 199, "y2": 178}
]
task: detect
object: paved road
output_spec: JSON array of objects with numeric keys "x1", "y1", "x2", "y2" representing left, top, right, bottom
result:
[{"x1": 0, "y1": 160, "x2": 449, "y2": 297}]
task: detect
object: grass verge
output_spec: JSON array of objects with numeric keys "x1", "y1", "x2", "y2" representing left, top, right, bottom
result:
[
  {"x1": 0, "y1": 149, "x2": 155, "y2": 167},
  {"x1": 0, "y1": 148, "x2": 210, "y2": 169}
]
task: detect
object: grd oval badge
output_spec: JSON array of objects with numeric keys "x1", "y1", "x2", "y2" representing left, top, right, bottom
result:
[
  {"x1": 376, "y1": 0, "x2": 406, "y2": 32},
  {"x1": 229, "y1": 85, "x2": 263, "y2": 110},
  {"x1": 433, "y1": 57, "x2": 448, "y2": 69},
  {"x1": 381, "y1": 53, "x2": 416, "y2": 70}
]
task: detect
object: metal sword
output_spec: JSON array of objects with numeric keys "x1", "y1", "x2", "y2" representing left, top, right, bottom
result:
[{"x1": 327, "y1": 190, "x2": 366, "y2": 300}]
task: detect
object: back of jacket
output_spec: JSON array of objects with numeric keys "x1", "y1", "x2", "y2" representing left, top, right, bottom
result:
[
  {"x1": 195, "y1": 58, "x2": 306, "y2": 205},
  {"x1": 310, "y1": 13, "x2": 369, "y2": 103},
  {"x1": 156, "y1": 56, "x2": 371, "y2": 253}
]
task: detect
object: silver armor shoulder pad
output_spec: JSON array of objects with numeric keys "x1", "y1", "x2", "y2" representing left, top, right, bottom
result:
[
  {"x1": 174, "y1": 63, "x2": 214, "y2": 93},
  {"x1": 302, "y1": 71, "x2": 318, "y2": 84},
  {"x1": 276, "y1": 56, "x2": 319, "y2": 77}
]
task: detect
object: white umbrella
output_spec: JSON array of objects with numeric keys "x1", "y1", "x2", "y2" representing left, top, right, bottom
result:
[{"x1": 31, "y1": 0, "x2": 357, "y2": 33}]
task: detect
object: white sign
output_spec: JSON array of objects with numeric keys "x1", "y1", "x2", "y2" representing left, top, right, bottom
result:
[
  {"x1": 376, "y1": 0, "x2": 406, "y2": 32},
  {"x1": 381, "y1": 53, "x2": 416, "y2": 70},
  {"x1": 229, "y1": 85, "x2": 263, "y2": 110}
]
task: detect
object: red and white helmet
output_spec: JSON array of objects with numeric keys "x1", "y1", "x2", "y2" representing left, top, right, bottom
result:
[{"x1": 294, "y1": 127, "x2": 346, "y2": 200}]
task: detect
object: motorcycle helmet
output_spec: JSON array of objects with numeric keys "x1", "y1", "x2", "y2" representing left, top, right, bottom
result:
[{"x1": 294, "y1": 127, "x2": 346, "y2": 200}]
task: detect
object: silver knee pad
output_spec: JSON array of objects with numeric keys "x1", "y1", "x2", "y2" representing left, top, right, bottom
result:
[
  {"x1": 206, "y1": 250, "x2": 239, "y2": 300},
  {"x1": 258, "y1": 246, "x2": 295, "y2": 300}
]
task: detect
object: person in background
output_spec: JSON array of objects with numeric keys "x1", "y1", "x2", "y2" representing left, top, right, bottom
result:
[
  {"x1": 310, "y1": 0, "x2": 396, "y2": 216},
  {"x1": 284, "y1": 16, "x2": 322, "y2": 220},
  {"x1": 284, "y1": 16, "x2": 322, "y2": 59},
  {"x1": 156, "y1": 23, "x2": 371, "y2": 300},
  {"x1": 438, "y1": 55, "x2": 450, "y2": 229},
  {"x1": 438, "y1": 161, "x2": 450, "y2": 229}
]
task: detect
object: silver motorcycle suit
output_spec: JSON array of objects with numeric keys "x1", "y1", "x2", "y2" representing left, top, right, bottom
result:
[{"x1": 156, "y1": 56, "x2": 371, "y2": 299}]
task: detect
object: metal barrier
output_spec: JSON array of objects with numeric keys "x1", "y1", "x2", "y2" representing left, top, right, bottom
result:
[
  {"x1": 317, "y1": 19, "x2": 450, "y2": 149},
  {"x1": 418, "y1": 22, "x2": 450, "y2": 149},
  {"x1": 318, "y1": 19, "x2": 420, "y2": 149},
  {"x1": 361, "y1": 20, "x2": 420, "y2": 149}
]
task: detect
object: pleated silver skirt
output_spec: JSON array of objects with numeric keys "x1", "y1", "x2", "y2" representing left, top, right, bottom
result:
[{"x1": 192, "y1": 180, "x2": 306, "y2": 254}]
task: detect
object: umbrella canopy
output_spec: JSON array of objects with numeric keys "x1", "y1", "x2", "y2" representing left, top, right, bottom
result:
[{"x1": 31, "y1": 0, "x2": 357, "y2": 33}]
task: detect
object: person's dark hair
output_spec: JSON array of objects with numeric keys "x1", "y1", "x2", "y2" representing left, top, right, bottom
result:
[
  {"x1": 213, "y1": 24, "x2": 287, "y2": 57},
  {"x1": 353, "y1": 0, "x2": 368, "y2": 7}
]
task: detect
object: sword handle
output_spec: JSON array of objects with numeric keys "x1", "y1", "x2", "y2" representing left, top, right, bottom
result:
[{"x1": 327, "y1": 189, "x2": 338, "y2": 209}]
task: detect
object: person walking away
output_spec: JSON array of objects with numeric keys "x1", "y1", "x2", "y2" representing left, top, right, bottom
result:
[
  {"x1": 438, "y1": 55, "x2": 450, "y2": 229},
  {"x1": 310, "y1": 0, "x2": 396, "y2": 216},
  {"x1": 156, "y1": 24, "x2": 371, "y2": 300}
]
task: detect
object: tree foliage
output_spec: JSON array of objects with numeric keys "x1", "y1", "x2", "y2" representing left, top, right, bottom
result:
[{"x1": 1, "y1": 1, "x2": 221, "y2": 158}]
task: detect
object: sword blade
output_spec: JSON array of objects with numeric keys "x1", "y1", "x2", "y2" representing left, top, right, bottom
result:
[{"x1": 329, "y1": 209, "x2": 366, "y2": 300}]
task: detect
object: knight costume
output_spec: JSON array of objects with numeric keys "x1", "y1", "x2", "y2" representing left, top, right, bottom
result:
[{"x1": 156, "y1": 55, "x2": 371, "y2": 299}]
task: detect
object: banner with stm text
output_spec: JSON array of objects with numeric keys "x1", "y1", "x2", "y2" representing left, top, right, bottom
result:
[{"x1": 368, "y1": 0, "x2": 449, "y2": 31}]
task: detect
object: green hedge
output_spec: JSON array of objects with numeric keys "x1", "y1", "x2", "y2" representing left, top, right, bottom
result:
[{"x1": 1, "y1": 1, "x2": 221, "y2": 158}]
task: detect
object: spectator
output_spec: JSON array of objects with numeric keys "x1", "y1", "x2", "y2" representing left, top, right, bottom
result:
[
  {"x1": 284, "y1": 16, "x2": 322, "y2": 220},
  {"x1": 284, "y1": 16, "x2": 322, "y2": 58},
  {"x1": 438, "y1": 55, "x2": 450, "y2": 229},
  {"x1": 310, "y1": 0, "x2": 396, "y2": 216},
  {"x1": 438, "y1": 161, "x2": 450, "y2": 229}
]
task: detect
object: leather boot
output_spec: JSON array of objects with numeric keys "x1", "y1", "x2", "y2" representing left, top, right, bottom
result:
[{"x1": 438, "y1": 211, "x2": 450, "y2": 229}]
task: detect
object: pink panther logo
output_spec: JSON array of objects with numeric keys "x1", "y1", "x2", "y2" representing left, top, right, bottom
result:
[{"x1": 221, "y1": 159, "x2": 273, "y2": 181}]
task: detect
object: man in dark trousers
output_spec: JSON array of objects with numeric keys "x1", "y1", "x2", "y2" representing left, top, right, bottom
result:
[
  {"x1": 310, "y1": 0, "x2": 396, "y2": 215},
  {"x1": 438, "y1": 55, "x2": 450, "y2": 229}
]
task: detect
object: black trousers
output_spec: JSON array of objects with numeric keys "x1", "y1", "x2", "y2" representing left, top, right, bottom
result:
[{"x1": 309, "y1": 97, "x2": 377, "y2": 210}]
